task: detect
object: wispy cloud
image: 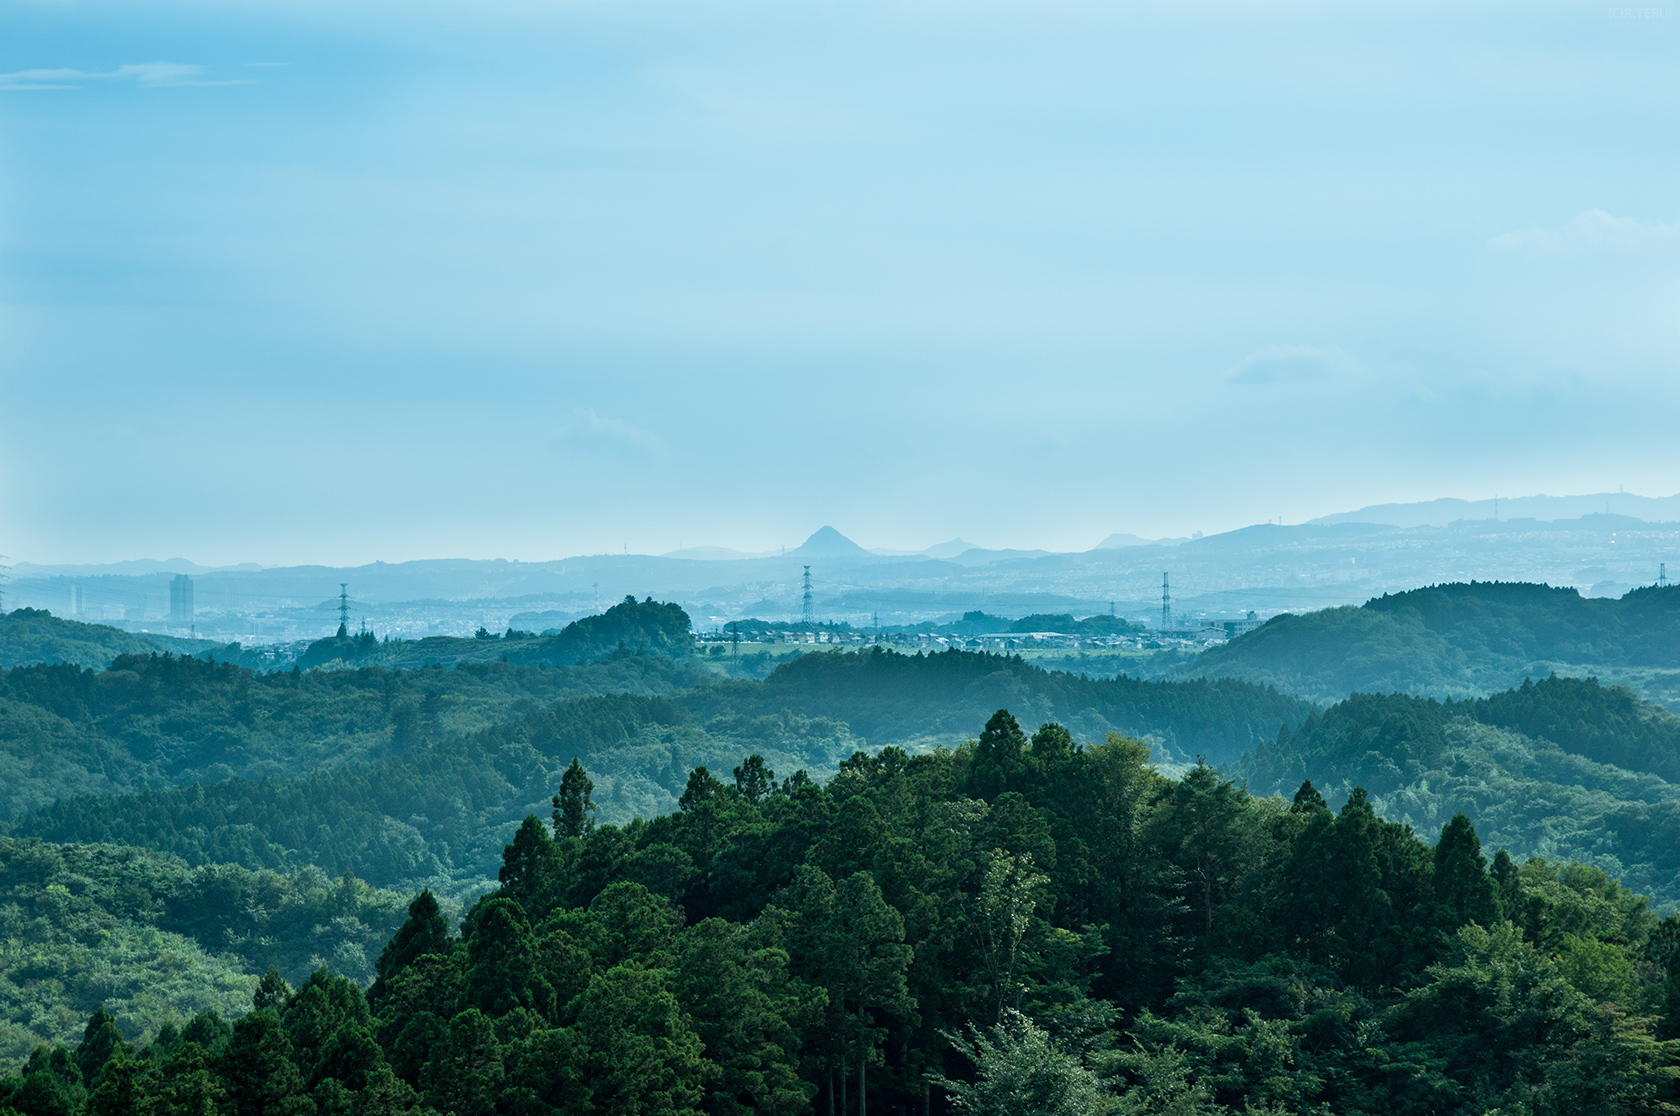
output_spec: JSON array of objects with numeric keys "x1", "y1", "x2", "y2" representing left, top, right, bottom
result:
[
  {"x1": 554, "y1": 410, "x2": 666, "y2": 457},
  {"x1": 0, "y1": 63, "x2": 248, "y2": 91},
  {"x1": 1489, "y1": 210, "x2": 1680, "y2": 257},
  {"x1": 1228, "y1": 344, "x2": 1357, "y2": 385}
]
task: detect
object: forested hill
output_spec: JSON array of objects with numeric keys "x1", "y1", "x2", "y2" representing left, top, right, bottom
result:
[
  {"x1": 1185, "y1": 580, "x2": 1680, "y2": 707},
  {"x1": 0, "y1": 838, "x2": 413, "y2": 1064},
  {"x1": 0, "y1": 609, "x2": 219, "y2": 671},
  {"x1": 0, "y1": 651, "x2": 711, "y2": 823},
  {"x1": 11, "y1": 723, "x2": 1680, "y2": 1116},
  {"x1": 295, "y1": 595, "x2": 695, "y2": 670},
  {"x1": 1242, "y1": 675, "x2": 1680, "y2": 905},
  {"x1": 5, "y1": 649, "x2": 1310, "y2": 897},
  {"x1": 687, "y1": 647, "x2": 1313, "y2": 764}
]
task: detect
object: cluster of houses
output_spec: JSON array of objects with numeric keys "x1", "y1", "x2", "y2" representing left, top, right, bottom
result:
[{"x1": 698, "y1": 611, "x2": 1267, "y2": 652}]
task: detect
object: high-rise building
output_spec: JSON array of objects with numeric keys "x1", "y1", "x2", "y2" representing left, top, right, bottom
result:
[{"x1": 170, "y1": 575, "x2": 194, "y2": 626}]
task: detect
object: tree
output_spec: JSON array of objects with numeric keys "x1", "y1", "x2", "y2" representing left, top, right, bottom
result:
[
  {"x1": 976, "y1": 850, "x2": 1050, "y2": 1021},
  {"x1": 74, "y1": 1009, "x2": 128, "y2": 1089},
  {"x1": 148, "y1": 1041, "x2": 227, "y2": 1116},
  {"x1": 1432, "y1": 813, "x2": 1499, "y2": 931},
  {"x1": 1290, "y1": 780, "x2": 1327, "y2": 813},
  {"x1": 679, "y1": 766, "x2": 727, "y2": 812},
  {"x1": 371, "y1": 890, "x2": 450, "y2": 993},
  {"x1": 829, "y1": 872, "x2": 914, "y2": 1116},
  {"x1": 675, "y1": 917, "x2": 824, "y2": 1116},
  {"x1": 282, "y1": 969, "x2": 374, "y2": 1084},
  {"x1": 420, "y1": 1010, "x2": 504, "y2": 1116},
  {"x1": 733, "y1": 755, "x2": 774, "y2": 807},
  {"x1": 968, "y1": 710, "x2": 1029, "y2": 801},
  {"x1": 933, "y1": 1010, "x2": 1112, "y2": 1116},
  {"x1": 553, "y1": 758, "x2": 597, "y2": 839},
  {"x1": 1148, "y1": 763, "x2": 1249, "y2": 940},
  {"x1": 81, "y1": 1053, "x2": 142, "y2": 1116},
  {"x1": 253, "y1": 966, "x2": 292, "y2": 1014},
  {"x1": 466, "y1": 898, "x2": 551, "y2": 1017},
  {"x1": 569, "y1": 965, "x2": 711, "y2": 1116},
  {"x1": 220, "y1": 1011, "x2": 314, "y2": 1116},
  {"x1": 499, "y1": 815, "x2": 553, "y2": 904}
]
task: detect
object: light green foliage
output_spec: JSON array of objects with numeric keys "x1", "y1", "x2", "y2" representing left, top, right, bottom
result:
[
  {"x1": 1383, "y1": 923, "x2": 1680, "y2": 1115},
  {"x1": 0, "y1": 838, "x2": 409, "y2": 1064},
  {"x1": 936, "y1": 1010, "x2": 1114, "y2": 1116},
  {"x1": 976, "y1": 851, "x2": 1050, "y2": 1020}
]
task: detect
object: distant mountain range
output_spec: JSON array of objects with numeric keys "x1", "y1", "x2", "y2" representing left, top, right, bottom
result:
[
  {"x1": 1312, "y1": 491, "x2": 1680, "y2": 528},
  {"x1": 12, "y1": 508, "x2": 1680, "y2": 643}
]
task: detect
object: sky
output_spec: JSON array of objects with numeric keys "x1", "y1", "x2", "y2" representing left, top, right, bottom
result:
[{"x1": 2, "y1": 0, "x2": 1677, "y2": 565}]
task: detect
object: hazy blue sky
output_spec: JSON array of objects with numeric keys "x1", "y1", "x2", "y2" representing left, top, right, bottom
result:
[{"x1": 3, "y1": 0, "x2": 1677, "y2": 565}]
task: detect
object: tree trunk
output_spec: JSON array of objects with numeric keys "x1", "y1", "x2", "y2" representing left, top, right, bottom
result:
[
  {"x1": 828, "y1": 1067, "x2": 835, "y2": 1116},
  {"x1": 841, "y1": 1055, "x2": 848, "y2": 1116},
  {"x1": 859, "y1": 1048, "x2": 866, "y2": 1116},
  {"x1": 1201, "y1": 863, "x2": 1213, "y2": 935}
]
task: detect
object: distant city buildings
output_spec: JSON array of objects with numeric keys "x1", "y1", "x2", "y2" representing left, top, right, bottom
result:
[{"x1": 169, "y1": 575, "x2": 194, "y2": 626}]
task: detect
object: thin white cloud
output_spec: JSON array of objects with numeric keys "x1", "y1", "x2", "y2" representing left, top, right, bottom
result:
[
  {"x1": 1228, "y1": 344, "x2": 1356, "y2": 385},
  {"x1": 1489, "y1": 210, "x2": 1680, "y2": 257},
  {"x1": 0, "y1": 63, "x2": 249, "y2": 91},
  {"x1": 555, "y1": 410, "x2": 667, "y2": 457}
]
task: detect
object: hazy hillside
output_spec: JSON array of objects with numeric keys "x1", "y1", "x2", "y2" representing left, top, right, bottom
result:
[
  {"x1": 685, "y1": 646, "x2": 1311, "y2": 764},
  {"x1": 0, "y1": 608, "x2": 220, "y2": 671},
  {"x1": 1184, "y1": 581, "x2": 1680, "y2": 707},
  {"x1": 294, "y1": 595, "x2": 695, "y2": 670}
]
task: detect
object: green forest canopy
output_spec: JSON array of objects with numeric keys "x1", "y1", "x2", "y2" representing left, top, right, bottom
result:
[
  {"x1": 4, "y1": 649, "x2": 1312, "y2": 898},
  {"x1": 7, "y1": 720, "x2": 1680, "y2": 1115}
]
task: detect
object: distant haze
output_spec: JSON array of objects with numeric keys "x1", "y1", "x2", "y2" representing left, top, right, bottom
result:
[{"x1": 3, "y1": 1, "x2": 1678, "y2": 564}]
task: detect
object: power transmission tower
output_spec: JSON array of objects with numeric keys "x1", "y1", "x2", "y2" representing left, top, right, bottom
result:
[
  {"x1": 1661, "y1": 563, "x2": 1670, "y2": 588},
  {"x1": 1160, "y1": 573, "x2": 1171, "y2": 632},
  {"x1": 338, "y1": 583, "x2": 350, "y2": 636},
  {"x1": 593, "y1": 583, "x2": 600, "y2": 613},
  {"x1": 801, "y1": 566, "x2": 814, "y2": 632},
  {"x1": 0, "y1": 555, "x2": 9, "y2": 614}
]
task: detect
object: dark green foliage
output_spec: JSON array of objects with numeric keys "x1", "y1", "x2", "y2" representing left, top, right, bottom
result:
[
  {"x1": 966, "y1": 710, "x2": 1028, "y2": 800},
  {"x1": 12, "y1": 692, "x2": 858, "y2": 891},
  {"x1": 1433, "y1": 813, "x2": 1500, "y2": 930},
  {"x1": 552, "y1": 757, "x2": 596, "y2": 838},
  {"x1": 371, "y1": 890, "x2": 449, "y2": 991},
  {"x1": 72, "y1": 1011, "x2": 125, "y2": 1089},
  {"x1": 219, "y1": 1011, "x2": 313, "y2": 1116}
]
